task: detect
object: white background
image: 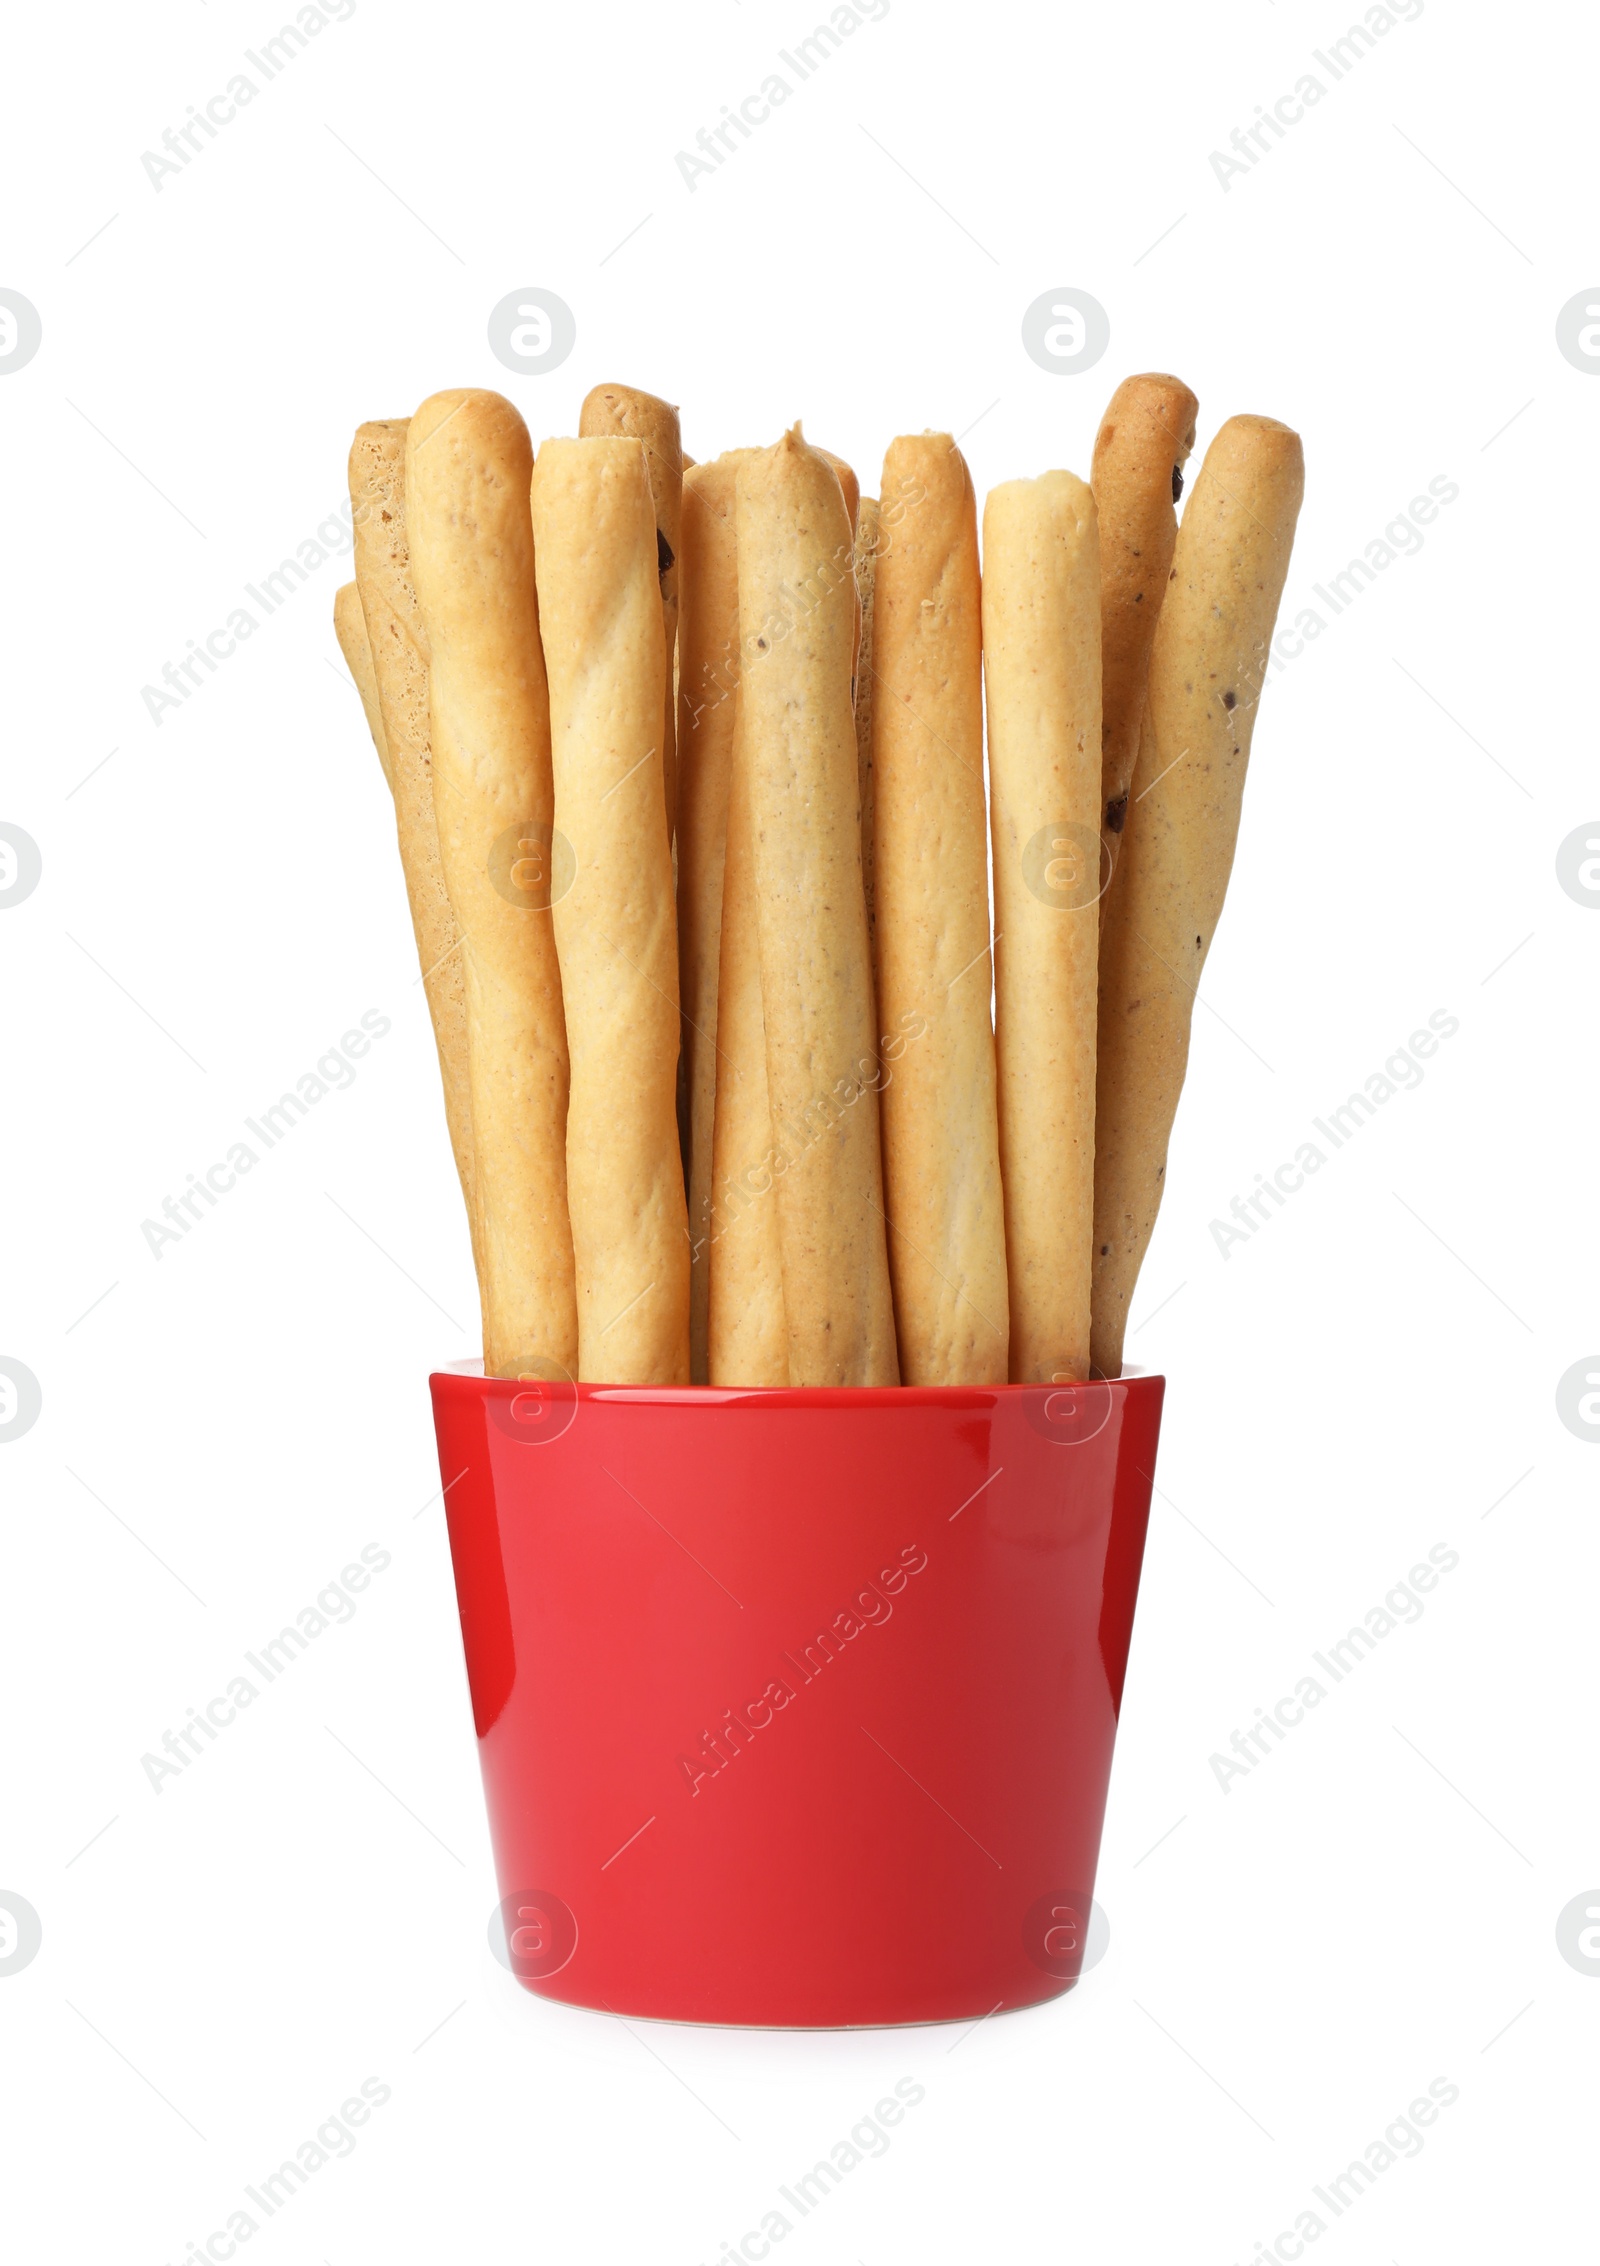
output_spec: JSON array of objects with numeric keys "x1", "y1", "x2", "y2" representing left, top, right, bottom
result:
[{"x1": 3, "y1": 0, "x2": 1595, "y2": 2258}]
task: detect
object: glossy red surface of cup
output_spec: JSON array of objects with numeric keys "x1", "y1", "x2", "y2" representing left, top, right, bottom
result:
[{"x1": 430, "y1": 1372, "x2": 1163, "y2": 2027}]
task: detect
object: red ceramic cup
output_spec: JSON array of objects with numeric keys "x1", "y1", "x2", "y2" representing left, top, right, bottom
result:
[{"x1": 431, "y1": 1370, "x2": 1163, "y2": 2028}]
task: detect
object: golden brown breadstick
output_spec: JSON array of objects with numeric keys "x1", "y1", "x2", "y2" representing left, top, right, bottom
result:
[
  {"x1": 1091, "y1": 415, "x2": 1304, "y2": 1378},
  {"x1": 865, "y1": 428, "x2": 1001, "y2": 1377},
  {"x1": 677, "y1": 449, "x2": 756, "y2": 1381},
  {"x1": 334, "y1": 581, "x2": 390, "y2": 784},
  {"x1": 579, "y1": 384, "x2": 684, "y2": 846},
  {"x1": 816, "y1": 447, "x2": 862, "y2": 680},
  {"x1": 815, "y1": 447, "x2": 860, "y2": 533},
  {"x1": 405, "y1": 391, "x2": 577, "y2": 1379},
  {"x1": 706, "y1": 694, "x2": 789, "y2": 1385},
  {"x1": 871, "y1": 438, "x2": 1007, "y2": 1385},
  {"x1": 736, "y1": 427, "x2": 898, "y2": 1387},
  {"x1": 531, "y1": 435, "x2": 690, "y2": 1385},
  {"x1": 853, "y1": 496, "x2": 880, "y2": 947},
  {"x1": 982, "y1": 470, "x2": 1102, "y2": 1384},
  {"x1": 816, "y1": 447, "x2": 867, "y2": 840},
  {"x1": 1091, "y1": 374, "x2": 1198, "y2": 892},
  {"x1": 347, "y1": 422, "x2": 480, "y2": 1280}
]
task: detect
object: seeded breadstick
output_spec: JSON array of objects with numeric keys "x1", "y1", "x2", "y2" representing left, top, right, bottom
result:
[
  {"x1": 405, "y1": 391, "x2": 577, "y2": 1379},
  {"x1": 707, "y1": 694, "x2": 789, "y2": 1385},
  {"x1": 579, "y1": 384, "x2": 684, "y2": 846},
  {"x1": 347, "y1": 423, "x2": 480, "y2": 1280},
  {"x1": 1091, "y1": 374, "x2": 1198, "y2": 895},
  {"x1": 983, "y1": 470, "x2": 1102, "y2": 1384},
  {"x1": 677, "y1": 449, "x2": 756, "y2": 1381},
  {"x1": 1091, "y1": 415, "x2": 1304, "y2": 1377},
  {"x1": 334, "y1": 581, "x2": 390, "y2": 784},
  {"x1": 531, "y1": 435, "x2": 690, "y2": 1385},
  {"x1": 853, "y1": 496, "x2": 880, "y2": 945},
  {"x1": 736, "y1": 427, "x2": 898, "y2": 1387},
  {"x1": 871, "y1": 437, "x2": 1007, "y2": 1385}
]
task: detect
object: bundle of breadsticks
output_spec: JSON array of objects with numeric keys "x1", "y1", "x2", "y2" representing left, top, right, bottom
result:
[{"x1": 335, "y1": 376, "x2": 1303, "y2": 1389}]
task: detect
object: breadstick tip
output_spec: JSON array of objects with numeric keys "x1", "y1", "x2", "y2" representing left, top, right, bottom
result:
[
  {"x1": 1094, "y1": 374, "x2": 1199, "y2": 465},
  {"x1": 985, "y1": 466, "x2": 1096, "y2": 532},
  {"x1": 409, "y1": 388, "x2": 529, "y2": 466},
  {"x1": 581, "y1": 381, "x2": 681, "y2": 425},
  {"x1": 1202, "y1": 413, "x2": 1305, "y2": 493},
  {"x1": 348, "y1": 416, "x2": 407, "y2": 460}
]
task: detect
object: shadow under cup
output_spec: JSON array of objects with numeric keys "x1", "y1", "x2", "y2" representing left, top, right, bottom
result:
[{"x1": 430, "y1": 1371, "x2": 1164, "y2": 2028}]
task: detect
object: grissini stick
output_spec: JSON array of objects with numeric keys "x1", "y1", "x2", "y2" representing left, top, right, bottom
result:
[
  {"x1": 1091, "y1": 373, "x2": 1198, "y2": 895},
  {"x1": 871, "y1": 436, "x2": 1007, "y2": 1384},
  {"x1": 1091, "y1": 413, "x2": 1305, "y2": 1379},
  {"x1": 736, "y1": 426, "x2": 898, "y2": 1387},
  {"x1": 531, "y1": 434, "x2": 690, "y2": 1385},
  {"x1": 677, "y1": 449, "x2": 756, "y2": 1381},
  {"x1": 815, "y1": 447, "x2": 860, "y2": 533},
  {"x1": 405, "y1": 390, "x2": 578, "y2": 1379},
  {"x1": 816, "y1": 446, "x2": 863, "y2": 708},
  {"x1": 346, "y1": 421, "x2": 481, "y2": 1281},
  {"x1": 579, "y1": 384, "x2": 684, "y2": 846},
  {"x1": 333, "y1": 580, "x2": 390, "y2": 784},
  {"x1": 857, "y1": 456, "x2": 936, "y2": 936},
  {"x1": 706, "y1": 693, "x2": 789, "y2": 1385},
  {"x1": 982, "y1": 469, "x2": 1102, "y2": 1384},
  {"x1": 853, "y1": 495, "x2": 880, "y2": 947}
]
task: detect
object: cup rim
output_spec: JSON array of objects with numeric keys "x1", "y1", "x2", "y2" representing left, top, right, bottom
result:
[{"x1": 431, "y1": 1362, "x2": 1164, "y2": 1407}]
